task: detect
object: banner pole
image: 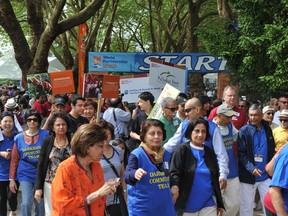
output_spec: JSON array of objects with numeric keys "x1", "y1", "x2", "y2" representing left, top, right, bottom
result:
[{"x1": 96, "y1": 93, "x2": 102, "y2": 123}]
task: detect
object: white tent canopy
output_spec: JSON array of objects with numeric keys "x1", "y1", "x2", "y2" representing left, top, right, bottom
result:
[{"x1": 0, "y1": 50, "x2": 65, "y2": 80}]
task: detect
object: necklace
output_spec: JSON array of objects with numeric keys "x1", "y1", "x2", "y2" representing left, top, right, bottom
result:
[
  {"x1": 55, "y1": 137, "x2": 67, "y2": 148},
  {"x1": 26, "y1": 130, "x2": 39, "y2": 137}
]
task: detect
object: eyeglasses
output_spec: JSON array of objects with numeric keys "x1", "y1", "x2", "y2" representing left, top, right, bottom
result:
[
  {"x1": 184, "y1": 107, "x2": 196, "y2": 113},
  {"x1": 266, "y1": 112, "x2": 274, "y2": 115},
  {"x1": 280, "y1": 119, "x2": 288, "y2": 122},
  {"x1": 279, "y1": 101, "x2": 288, "y2": 105},
  {"x1": 165, "y1": 107, "x2": 178, "y2": 112},
  {"x1": 26, "y1": 118, "x2": 38, "y2": 122}
]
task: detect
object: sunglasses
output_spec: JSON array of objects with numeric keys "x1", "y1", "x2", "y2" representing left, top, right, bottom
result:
[
  {"x1": 184, "y1": 107, "x2": 196, "y2": 113},
  {"x1": 266, "y1": 112, "x2": 274, "y2": 115},
  {"x1": 26, "y1": 118, "x2": 38, "y2": 123},
  {"x1": 280, "y1": 119, "x2": 288, "y2": 122},
  {"x1": 165, "y1": 107, "x2": 178, "y2": 112},
  {"x1": 238, "y1": 105, "x2": 245, "y2": 108},
  {"x1": 279, "y1": 101, "x2": 288, "y2": 105}
]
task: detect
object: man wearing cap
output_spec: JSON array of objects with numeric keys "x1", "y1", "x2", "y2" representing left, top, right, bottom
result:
[
  {"x1": 176, "y1": 97, "x2": 187, "y2": 122},
  {"x1": 41, "y1": 97, "x2": 66, "y2": 129},
  {"x1": 262, "y1": 105, "x2": 278, "y2": 130},
  {"x1": 164, "y1": 97, "x2": 229, "y2": 190},
  {"x1": 159, "y1": 97, "x2": 181, "y2": 145},
  {"x1": 213, "y1": 104, "x2": 240, "y2": 216},
  {"x1": 208, "y1": 86, "x2": 248, "y2": 130},
  {"x1": 4, "y1": 98, "x2": 24, "y2": 127},
  {"x1": 273, "y1": 94, "x2": 288, "y2": 125},
  {"x1": 238, "y1": 104, "x2": 275, "y2": 216},
  {"x1": 273, "y1": 109, "x2": 288, "y2": 151}
]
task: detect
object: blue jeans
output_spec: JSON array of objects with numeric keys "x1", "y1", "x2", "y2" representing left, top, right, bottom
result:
[{"x1": 20, "y1": 181, "x2": 44, "y2": 216}]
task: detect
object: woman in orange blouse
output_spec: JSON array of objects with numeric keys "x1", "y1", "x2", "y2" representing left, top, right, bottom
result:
[{"x1": 51, "y1": 124, "x2": 120, "y2": 216}]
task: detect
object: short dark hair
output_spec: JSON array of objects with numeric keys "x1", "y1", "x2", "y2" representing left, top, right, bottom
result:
[
  {"x1": 140, "y1": 119, "x2": 166, "y2": 143},
  {"x1": 95, "y1": 119, "x2": 115, "y2": 140},
  {"x1": 138, "y1": 92, "x2": 154, "y2": 105},
  {"x1": 109, "y1": 98, "x2": 122, "y2": 108},
  {"x1": 199, "y1": 95, "x2": 211, "y2": 105},
  {"x1": 178, "y1": 93, "x2": 188, "y2": 99},
  {"x1": 0, "y1": 111, "x2": 14, "y2": 122},
  {"x1": 184, "y1": 117, "x2": 210, "y2": 141},
  {"x1": 71, "y1": 124, "x2": 107, "y2": 157},
  {"x1": 71, "y1": 94, "x2": 85, "y2": 106},
  {"x1": 84, "y1": 99, "x2": 98, "y2": 110},
  {"x1": 24, "y1": 108, "x2": 42, "y2": 125},
  {"x1": 47, "y1": 112, "x2": 70, "y2": 135}
]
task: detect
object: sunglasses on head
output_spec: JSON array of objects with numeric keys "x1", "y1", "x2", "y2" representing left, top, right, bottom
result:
[
  {"x1": 26, "y1": 118, "x2": 38, "y2": 123},
  {"x1": 165, "y1": 107, "x2": 178, "y2": 112}
]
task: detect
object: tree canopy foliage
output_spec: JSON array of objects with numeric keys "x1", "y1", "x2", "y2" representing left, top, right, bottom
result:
[
  {"x1": 198, "y1": 0, "x2": 288, "y2": 101},
  {"x1": 1, "y1": 0, "x2": 287, "y2": 101}
]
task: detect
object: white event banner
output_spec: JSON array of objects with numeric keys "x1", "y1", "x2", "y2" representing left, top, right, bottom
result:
[
  {"x1": 149, "y1": 58, "x2": 188, "y2": 93},
  {"x1": 120, "y1": 77, "x2": 162, "y2": 103},
  {"x1": 148, "y1": 83, "x2": 180, "y2": 120}
]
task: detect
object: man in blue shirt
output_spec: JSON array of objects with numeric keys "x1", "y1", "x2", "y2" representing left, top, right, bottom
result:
[{"x1": 238, "y1": 104, "x2": 275, "y2": 216}]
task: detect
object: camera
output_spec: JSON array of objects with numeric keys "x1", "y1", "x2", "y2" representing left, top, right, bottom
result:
[{"x1": 119, "y1": 133, "x2": 130, "y2": 141}]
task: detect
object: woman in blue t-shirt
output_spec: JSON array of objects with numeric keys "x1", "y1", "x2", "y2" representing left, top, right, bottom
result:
[
  {"x1": 9, "y1": 109, "x2": 49, "y2": 216},
  {"x1": 0, "y1": 112, "x2": 19, "y2": 216},
  {"x1": 124, "y1": 119, "x2": 176, "y2": 216},
  {"x1": 170, "y1": 117, "x2": 224, "y2": 216}
]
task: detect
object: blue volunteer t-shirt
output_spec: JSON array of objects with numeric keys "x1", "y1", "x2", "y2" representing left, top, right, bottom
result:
[
  {"x1": 184, "y1": 146, "x2": 215, "y2": 212},
  {"x1": 0, "y1": 133, "x2": 15, "y2": 181},
  {"x1": 270, "y1": 144, "x2": 288, "y2": 212},
  {"x1": 223, "y1": 123, "x2": 238, "y2": 179}
]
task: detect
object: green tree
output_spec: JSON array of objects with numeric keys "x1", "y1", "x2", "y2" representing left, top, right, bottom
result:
[{"x1": 199, "y1": 0, "x2": 288, "y2": 101}]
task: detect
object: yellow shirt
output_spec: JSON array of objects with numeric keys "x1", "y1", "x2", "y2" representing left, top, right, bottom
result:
[{"x1": 273, "y1": 126, "x2": 288, "y2": 151}]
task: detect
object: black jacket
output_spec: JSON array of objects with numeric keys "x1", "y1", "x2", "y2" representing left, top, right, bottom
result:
[
  {"x1": 35, "y1": 135, "x2": 71, "y2": 192},
  {"x1": 238, "y1": 120, "x2": 275, "y2": 184},
  {"x1": 170, "y1": 141, "x2": 224, "y2": 211}
]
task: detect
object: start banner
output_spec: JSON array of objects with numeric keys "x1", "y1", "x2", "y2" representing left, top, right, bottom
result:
[{"x1": 88, "y1": 52, "x2": 227, "y2": 73}]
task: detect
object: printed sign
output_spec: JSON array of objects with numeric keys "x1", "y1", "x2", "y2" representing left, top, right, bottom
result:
[
  {"x1": 149, "y1": 58, "x2": 187, "y2": 93},
  {"x1": 148, "y1": 84, "x2": 180, "y2": 119},
  {"x1": 50, "y1": 70, "x2": 75, "y2": 95},
  {"x1": 120, "y1": 77, "x2": 162, "y2": 103},
  {"x1": 102, "y1": 75, "x2": 120, "y2": 98},
  {"x1": 28, "y1": 73, "x2": 52, "y2": 97},
  {"x1": 83, "y1": 73, "x2": 103, "y2": 98}
]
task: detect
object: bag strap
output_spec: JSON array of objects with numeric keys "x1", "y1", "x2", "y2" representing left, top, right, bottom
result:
[
  {"x1": 102, "y1": 153, "x2": 120, "y2": 178},
  {"x1": 113, "y1": 108, "x2": 120, "y2": 138}
]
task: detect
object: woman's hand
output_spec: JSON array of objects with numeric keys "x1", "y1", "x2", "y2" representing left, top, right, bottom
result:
[
  {"x1": 171, "y1": 185, "x2": 179, "y2": 203},
  {"x1": 34, "y1": 189, "x2": 43, "y2": 203},
  {"x1": 0, "y1": 151, "x2": 11, "y2": 160},
  {"x1": 9, "y1": 180, "x2": 18, "y2": 193},
  {"x1": 98, "y1": 178, "x2": 120, "y2": 197},
  {"x1": 217, "y1": 208, "x2": 224, "y2": 216},
  {"x1": 134, "y1": 168, "x2": 147, "y2": 180}
]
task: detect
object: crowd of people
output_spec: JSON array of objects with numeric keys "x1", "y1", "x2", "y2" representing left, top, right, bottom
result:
[{"x1": 0, "y1": 85, "x2": 287, "y2": 216}]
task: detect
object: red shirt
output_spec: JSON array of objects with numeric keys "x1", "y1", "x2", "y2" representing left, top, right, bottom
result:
[
  {"x1": 208, "y1": 105, "x2": 249, "y2": 130},
  {"x1": 42, "y1": 102, "x2": 51, "y2": 117},
  {"x1": 32, "y1": 100, "x2": 44, "y2": 116}
]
